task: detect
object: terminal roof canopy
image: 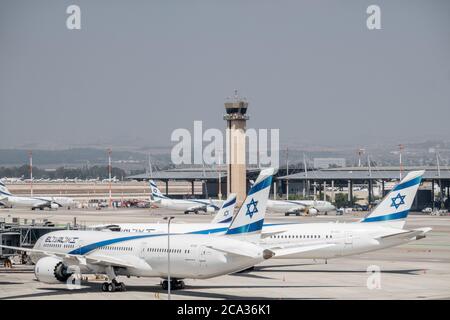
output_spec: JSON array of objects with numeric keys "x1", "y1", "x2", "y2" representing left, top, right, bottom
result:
[{"x1": 277, "y1": 167, "x2": 450, "y2": 181}]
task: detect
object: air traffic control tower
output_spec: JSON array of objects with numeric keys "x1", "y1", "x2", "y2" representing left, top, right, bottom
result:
[{"x1": 224, "y1": 91, "x2": 249, "y2": 205}]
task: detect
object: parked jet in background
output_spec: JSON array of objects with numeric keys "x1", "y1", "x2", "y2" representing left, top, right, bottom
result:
[
  {"x1": 149, "y1": 180, "x2": 223, "y2": 214},
  {"x1": 266, "y1": 199, "x2": 336, "y2": 216},
  {"x1": 0, "y1": 181, "x2": 76, "y2": 210},
  {"x1": 247, "y1": 179, "x2": 335, "y2": 215}
]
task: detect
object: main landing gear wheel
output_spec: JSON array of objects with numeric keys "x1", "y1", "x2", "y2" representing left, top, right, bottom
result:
[
  {"x1": 101, "y1": 280, "x2": 126, "y2": 292},
  {"x1": 160, "y1": 279, "x2": 185, "y2": 290},
  {"x1": 107, "y1": 282, "x2": 116, "y2": 292}
]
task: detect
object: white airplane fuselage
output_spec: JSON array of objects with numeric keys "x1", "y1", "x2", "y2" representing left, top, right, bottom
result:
[
  {"x1": 267, "y1": 199, "x2": 335, "y2": 214},
  {"x1": 39, "y1": 196, "x2": 76, "y2": 208},
  {"x1": 31, "y1": 230, "x2": 266, "y2": 280},
  {"x1": 1, "y1": 195, "x2": 46, "y2": 208},
  {"x1": 154, "y1": 197, "x2": 223, "y2": 213},
  {"x1": 95, "y1": 220, "x2": 426, "y2": 260},
  {"x1": 1, "y1": 195, "x2": 75, "y2": 209},
  {"x1": 259, "y1": 222, "x2": 419, "y2": 259}
]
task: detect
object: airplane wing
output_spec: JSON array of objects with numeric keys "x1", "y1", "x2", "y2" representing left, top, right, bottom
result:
[
  {"x1": 186, "y1": 204, "x2": 209, "y2": 212},
  {"x1": 88, "y1": 224, "x2": 121, "y2": 231},
  {"x1": 267, "y1": 243, "x2": 336, "y2": 258},
  {"x1": 376, "y1": 227, "x2": 432, "y2": 241},
  {"x1": 31, "y1": 200, "x2": 53, "y2": 209},
  {"x1": 83, "y1": 254, "x2": 152, "y2": 270},
  {"x1": 205, "y1": 245, "x2": 258, "y2": 258},
  {"x1": 286, "y1": 206, "x2": 306, "y2": 214},
  {"x1": 0, "y1": 244, "x2": 149, "y2": 270}
]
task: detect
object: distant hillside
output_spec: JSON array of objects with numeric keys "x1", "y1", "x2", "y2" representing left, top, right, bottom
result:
[{"x1": 0, "y1": 148, "x2": 169, "y2": 167}]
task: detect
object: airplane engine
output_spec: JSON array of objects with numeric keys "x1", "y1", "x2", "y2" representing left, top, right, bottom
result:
[
  {"x1": 206, "y1": 206, "x2": 216, "y2": 213},
  {"x1": 307, "y1": 208, "x2": 318, "y2": 215},
  {"x1": 34, "y1": 257, "x2": 73, "y2": 283},
  {"x1": 50, "y1": 203, "x2": 60, "y2": 209}
]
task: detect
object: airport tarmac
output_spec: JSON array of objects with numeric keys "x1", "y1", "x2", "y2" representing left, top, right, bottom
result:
[{"x1": 1, "y1": 208, "x2": 449, "y2": 300}]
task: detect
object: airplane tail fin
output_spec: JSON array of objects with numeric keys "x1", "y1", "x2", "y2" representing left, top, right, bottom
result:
[
  {"x1": 149, "y1": 180, "x2": 169, "y2": 200},
  {"x1": 0, "y1": 180, "x2": 12, "y2": 197},
  {"x1": 225, "y1": 168, "x2": 275, "y2": 242},
  {"x1": 211, "y1": 193, "x2": 237, "y2": 224},
  {"x1": 360, "y1": 170, "x2": 424, "y2": 228}
]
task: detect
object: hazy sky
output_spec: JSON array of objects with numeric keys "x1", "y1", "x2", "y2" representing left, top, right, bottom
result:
[{"x1": 1, "y1": 0, "x2": 449, "y2": 149}]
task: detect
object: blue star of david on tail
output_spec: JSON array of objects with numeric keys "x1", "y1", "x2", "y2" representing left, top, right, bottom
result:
[
  {"x1": 390, "y1": 193, "x2": 406, "y2": 210},
  {"x1": 246, "y1": 198, "x2": 258, "y2": 218}
]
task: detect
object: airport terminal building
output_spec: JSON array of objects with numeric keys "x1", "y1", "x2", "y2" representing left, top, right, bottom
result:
[{"x1": 128, "y1": 166, "x2": 450, "y2": 210}]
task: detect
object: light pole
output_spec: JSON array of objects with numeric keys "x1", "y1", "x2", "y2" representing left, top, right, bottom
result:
[
  {"x1": 398, "y1": 144, "x2": 404, "y2": 180},
  {"x1": 163, "y1": 216, "x2": 175, "y2": 300},
  {"x1": 28, "y1": 151, "x2": 33, "y2": 197},
  {"x1": 108, "y1": 148, "x2": 112, "y2": 208}
]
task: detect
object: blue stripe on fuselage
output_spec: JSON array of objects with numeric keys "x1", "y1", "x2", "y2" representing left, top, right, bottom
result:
[
  {"x1": 68, "y1": 233, "x2": 164, "y2": 255},
  {"x1": 187, "y1": 226, "x2": 229, "y2": 234}
]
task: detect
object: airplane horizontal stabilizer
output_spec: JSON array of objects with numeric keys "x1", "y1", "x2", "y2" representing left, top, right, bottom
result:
[{"x1": 376, "y1": 227, "x2": 432, "y2": 241}]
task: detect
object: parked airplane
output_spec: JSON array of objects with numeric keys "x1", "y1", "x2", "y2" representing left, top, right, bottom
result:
[
  {"x1": 259, "y1": 170, "x2": 431, "y2": 259},
  {"x1": 102, "y1": 176, "x2": 119, "y2": 183},
  {"x1": 267, "y1": 199, "x2": 336, "y2": 216},
  {"x1": 0, "y1": 177, "x2": 24, "y2": 183},
  {"x1": 1, "y1": 168, "x2": 317, "y2": 292},
  {"x1": 0, "y1": 181, "x2": 76, "y2": 210},
  {"x1": 150, "y1": 180, "x2": 223, "y2": 214},
  {"x1": 248, "y1": 179, "x2": 335, "y2": 215},
  {"x1": 96, "y1": 171, "x2": 431, "y2": 261}
]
